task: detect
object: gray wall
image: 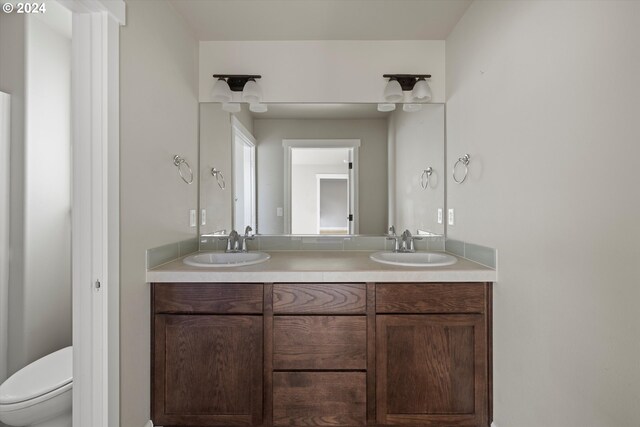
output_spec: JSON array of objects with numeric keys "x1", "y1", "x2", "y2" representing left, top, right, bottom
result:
[
  {"x1": 320, "y1": 179, "x2": 348, "y2": 229},
  {"x1": 199, "y1": 103, "x2": 254, "y2": 236},
  {"x1": 23, "y1": 12, "x2": 72, "y2": 369},
  {"x1": 391, "y1": 105, "x2": 445, "y2": 235},
  {"x1": 446, "y1": 1, "x2": 640, "y2": 426},
  {"x1": 0, "y1": 11, "x2": 27, "y2": 380},
  {"x1": 253, "y1": 119, "x2": 388, "y2": 234},
  {"x1": 199, "y1": 104, "x2": 232, "y2": 235},
  {"x1": 0, "y1": 10, "x2": 72, "y2": 379},
  {"x1": 120, "y1": 0, "x2": 199, "y2": 425}
]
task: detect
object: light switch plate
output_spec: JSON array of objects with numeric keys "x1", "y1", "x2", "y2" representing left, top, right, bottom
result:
[
  {"x1": 189, "y1": 209, "x2": 197, "y2": 227},
  {"x1": 276, "y1": 207, "x2": 283, "y2": 217},
  {"x1": 448, "y1": 208, "x2": 455, "y2": 226},
  {"x1": 437, "y1": 208, "x2": 443, "y2": 224},
  {"x1": 201, "y1": 209, "x2": 206, "y2": 226}
]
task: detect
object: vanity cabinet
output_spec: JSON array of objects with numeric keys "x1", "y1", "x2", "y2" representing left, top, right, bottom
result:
[
  {"x1": 376, "y1": 284, "x2": 491, "y2": 426},
  {"x1": 151, "y1": 282, "x2": 492, "y2": 427},
  {"x1": 152, "y1": 284, "x2": 264, "y2": 426}
]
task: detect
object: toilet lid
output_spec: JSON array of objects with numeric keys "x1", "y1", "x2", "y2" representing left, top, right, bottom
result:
[{"x1": 0, "y1": 347, "x2": 72, "y2": 405}]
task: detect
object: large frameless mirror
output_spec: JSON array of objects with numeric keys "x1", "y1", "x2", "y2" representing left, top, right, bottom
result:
[{"x1": 199, "y1": 103, "x2": 445, "y2": 237}]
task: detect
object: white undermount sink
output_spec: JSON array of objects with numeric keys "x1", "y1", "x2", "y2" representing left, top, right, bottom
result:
[
  {"x1": 369, "y1": 251, "x2": 457, "y2": 267},
  {"x1": 183, "y1": 251, "x2": 270, "y2": 268}
]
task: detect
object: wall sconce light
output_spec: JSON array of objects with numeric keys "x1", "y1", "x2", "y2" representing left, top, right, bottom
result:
[
  {"x1": 211, "y1": 74, "x2": 267, "y2": 113},
  {"x1": 382, "y1": 74, "x2": 432, "y2": 109}
]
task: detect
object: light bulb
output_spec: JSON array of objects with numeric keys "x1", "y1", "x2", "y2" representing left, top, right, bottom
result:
[
  {"x1": 242, "y1": 79, "x2": 262, "y2": 104},
  {"x1": 383, "y1": 79, "x2": 404, "y2": 103},
  {"x1": 211, "y1": 78, "x2": 233, "y2": 103},
  {"x1": 412, "y1": 78, "x2": 432, "y2": 102}
]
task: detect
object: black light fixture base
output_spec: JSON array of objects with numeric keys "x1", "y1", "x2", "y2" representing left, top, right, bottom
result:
[
  {"x1": 383, "y1": 74, "x2": 431, "y2": 91},
  {"x1": 213, "y1": 74, "x2": 262, "y2": 91}
]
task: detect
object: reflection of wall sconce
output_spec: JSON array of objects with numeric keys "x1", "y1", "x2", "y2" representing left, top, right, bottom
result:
[
  {"x1": 379, "y1": 74, "x2": 432, "y2": 112},
  {"x1": 211, "y1": 74, "x2": 268, "y2": 113}
]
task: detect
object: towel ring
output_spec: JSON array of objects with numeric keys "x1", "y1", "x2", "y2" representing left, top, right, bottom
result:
[
  {"x1": 211, "y1": 168, "x2": 226, "y2": 190},
  {"x1": 453, "y1": 154, "x2": 471, "y2": 184},
  {"x1": 420, "y1": 167, "x2": 433, "y2": 189},
  {"x1": 173, "y1": 155, "x2": 193, "y2": 184}
]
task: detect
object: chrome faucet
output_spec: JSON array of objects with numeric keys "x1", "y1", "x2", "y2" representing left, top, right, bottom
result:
[
  {"x1": 400, "y1": 229, "x2": 423, "y2": 253},
  {"x1": 241, "y1": 226, "x2": 255, "y2": 252},
  {"x1": 387, "y1": 226, "x2": 402, "y2": 252},
  {"x1": 219, "y1": 230, "x2": 240, "y2": 253}
]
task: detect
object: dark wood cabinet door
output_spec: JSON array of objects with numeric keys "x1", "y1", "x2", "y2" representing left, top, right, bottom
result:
[
  {"x1": 153, "y1": 315, "x2": 263, "y2": 426},
  {"x1": 376, "y1": 314, "x2": 488, "y2": 426}
]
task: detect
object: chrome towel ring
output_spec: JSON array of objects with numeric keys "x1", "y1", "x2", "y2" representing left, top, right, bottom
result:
[
  {"x1": 420, "y1": 167, "x2": 433, "y2": 189},
  {"x1": 173, "y1": 155, "x2": 193, "y2": 184},
  {"x1": 453, "y1": 154, "x2": 471, "y2": 184},
  {"x1": 211, "y1": 168, "x2": 226, "y2": 190}
]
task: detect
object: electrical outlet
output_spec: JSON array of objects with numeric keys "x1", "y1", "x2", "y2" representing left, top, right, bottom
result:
[
  {"x1": 448, "y1": 208, "x2": 455, "y2": 226},
  {"x1": 201, "y1": 209, "x2": 206, "y2": 226},
  {"x1": 276, "y1": 207, "x2": 283, "y2": 217},
  {"x1": 189, "y1": 209, "x2": 197, "y2": 227},
  {"x1": 437, "y1": 208, "x2": 443, "y2": 224}
]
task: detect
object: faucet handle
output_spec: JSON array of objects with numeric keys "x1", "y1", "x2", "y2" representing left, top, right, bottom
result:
[
  {"x1": 388, "y1": 225, "x2": 396, "y2": 236},
  {"x1": 244, "y1": 225, "x2": 253, "y2": 236}
]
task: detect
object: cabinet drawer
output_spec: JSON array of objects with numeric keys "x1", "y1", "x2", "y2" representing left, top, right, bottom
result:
[
  {"x1": 273, "y1": 372, "x2": 366, "y2": 426},
  {"x1": 376, "y1": 283, "x2": 486, "y2": 314},
  {"x1": 153, "y1": 283, "x2": 263, "y2": 314},
  {"x1": 273, "y1": 283, "x2": 366, "y2": 314},
  {"x1": 274, "y1": 316, "x2": 366, "y2": 370}
]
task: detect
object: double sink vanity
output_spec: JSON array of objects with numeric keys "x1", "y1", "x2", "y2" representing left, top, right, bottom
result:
[{"x1": 148, "y1": 102, "x2": 496, "y2": 427}]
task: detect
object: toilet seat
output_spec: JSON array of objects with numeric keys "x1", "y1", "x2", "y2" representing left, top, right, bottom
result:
[
  {"x1": 0, "y1": 382, "x2": 71, "y2": 413},
  {"x1": 0, "y1": 347, "x2": 72, "y2": 411}
]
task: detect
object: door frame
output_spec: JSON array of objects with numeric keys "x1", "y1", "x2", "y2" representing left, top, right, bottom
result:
[
  {"x1": 282, "y1": 139, "x2": 361, "y2": 234},
  {"x1": 231, "y1": 116, "x2": 257, "y2": 232},
  {"x1": 57, "y1": 1, "x2": 125, "y2": 426}
]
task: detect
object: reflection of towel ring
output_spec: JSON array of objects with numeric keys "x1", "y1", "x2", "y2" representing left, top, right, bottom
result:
[
  {"x1": 453, "y1": 154, "x2": 471, "y2": 184},
  {"x1": 420, "y1": 167, "x2": 433, "y2": 189},
  {"x1": 173, "y1": 155, "x2": 193, "y2": 184},
  {"x1": 211, "y1": 168, "x2": 226, "y2": 190}
]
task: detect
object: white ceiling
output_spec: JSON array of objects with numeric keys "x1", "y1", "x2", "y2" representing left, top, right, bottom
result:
[{"x1": 170, "y1": 0, "x2": 472, "y2": 41}]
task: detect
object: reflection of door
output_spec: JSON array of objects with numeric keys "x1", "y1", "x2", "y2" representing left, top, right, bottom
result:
[
  {"x1": 232, "y1": 119, "x2": 256, "y2": 232},
  {"x1": 284, "y1": 140, "x2": 360, "y2": 235},
  {"x1": 317, "y1": 175, "x2": 349, "y2": 234}
]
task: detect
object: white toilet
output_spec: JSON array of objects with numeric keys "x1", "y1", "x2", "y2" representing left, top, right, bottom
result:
[{"x1": 0, "y1": 347, "x2": 72, "y2": 427}]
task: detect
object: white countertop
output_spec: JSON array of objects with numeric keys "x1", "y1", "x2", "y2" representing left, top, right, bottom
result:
[{"x1": 147, "y1": 251, "x2": 497, "y2": 283}]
